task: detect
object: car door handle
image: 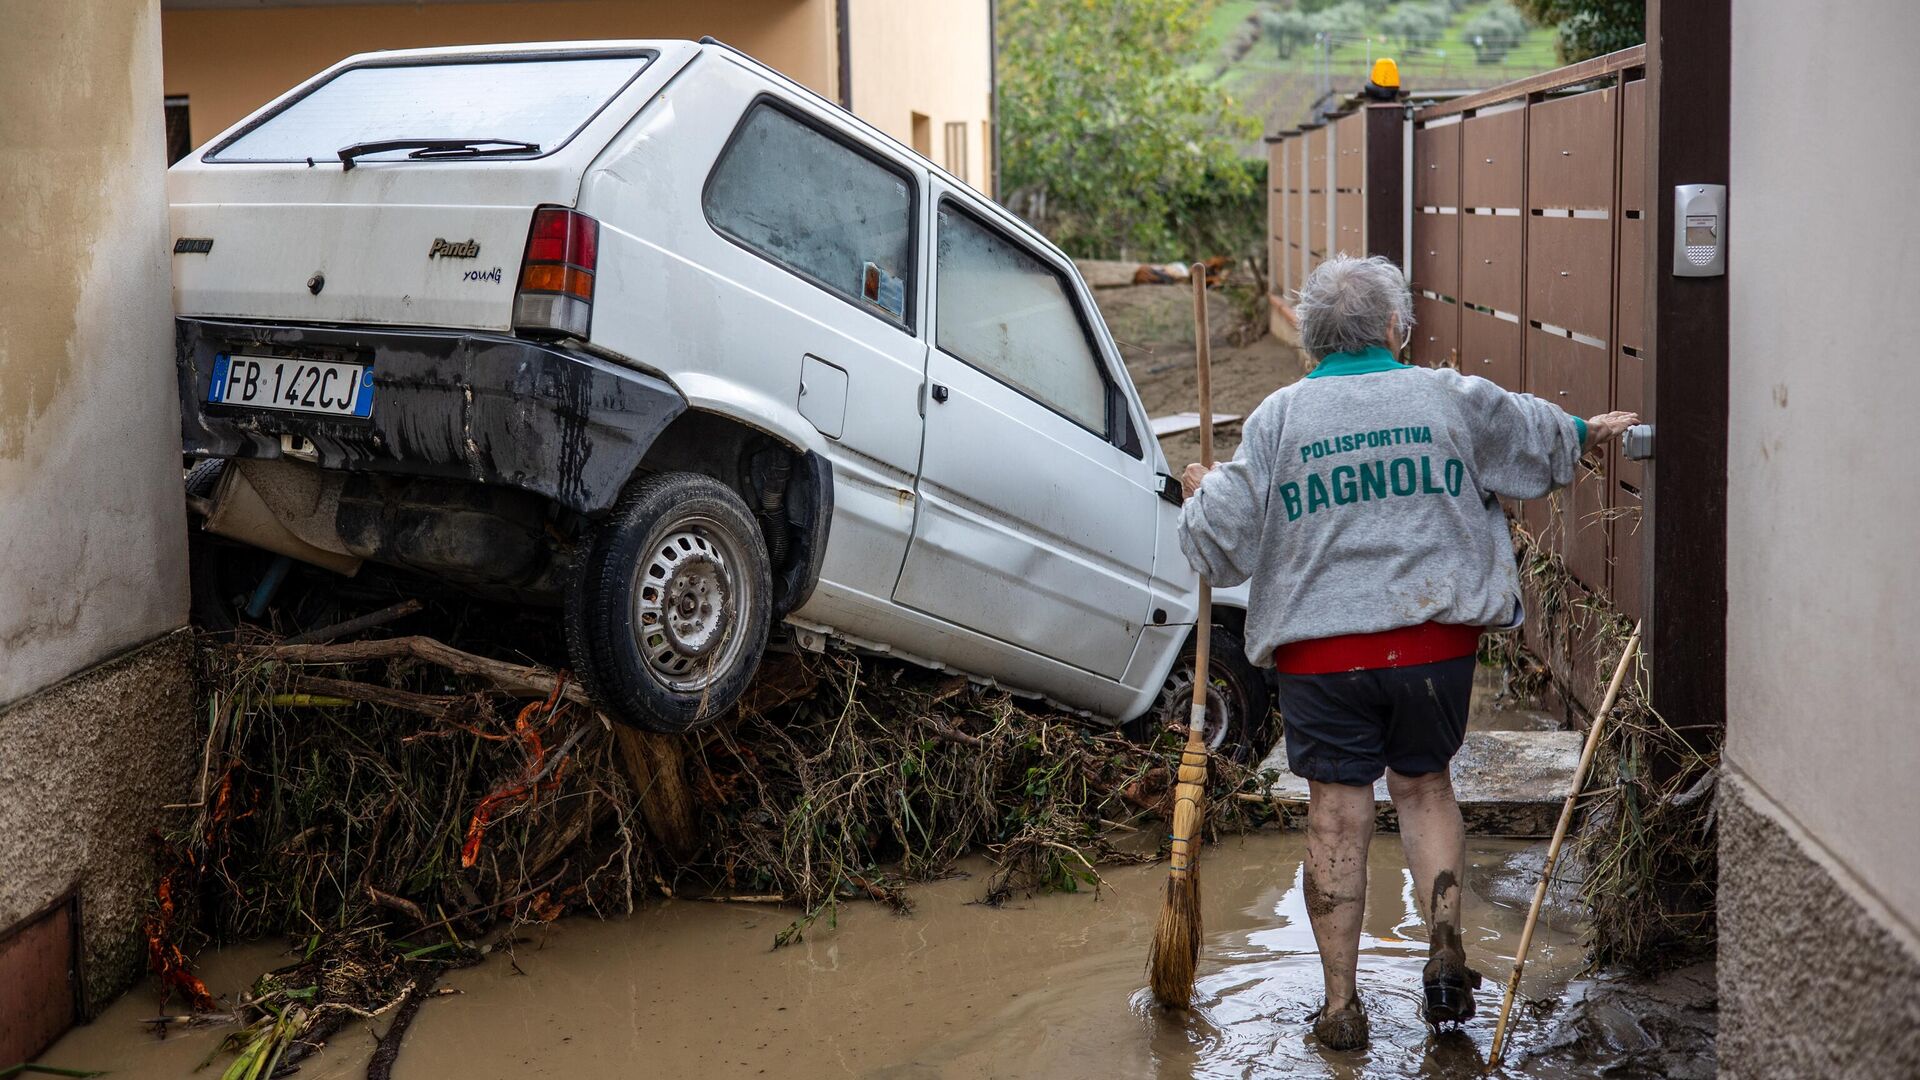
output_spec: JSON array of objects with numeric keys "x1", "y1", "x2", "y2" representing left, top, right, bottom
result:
[{"x1": 930, "y1": 383, "x2": 950, "y2": 404}]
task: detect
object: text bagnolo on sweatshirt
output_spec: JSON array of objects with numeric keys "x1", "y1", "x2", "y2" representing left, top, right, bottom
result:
[{"x1": 1178, "y1": 346, "x2": 1587, "y2": 668}]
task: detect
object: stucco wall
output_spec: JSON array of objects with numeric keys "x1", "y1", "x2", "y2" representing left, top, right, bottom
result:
[
  {"x1": 1725, "y1": 0, "x2": 1920, "y2": 931},
  {"x1": 0, "y1": 0, "x2": 197, "y2": 1020},
  {"x1": 0, "y1": 2, "x2": 188, "y2": 705},
  {"x1": 847, "y1": 0, "x2": 993, "y2": 193},
  {"x1": 1723, "y1": 0, "x2": 1920, "y2": 1065},
  {"x1": 160, "y1": 0, "x2": 839, "y2": 148}
]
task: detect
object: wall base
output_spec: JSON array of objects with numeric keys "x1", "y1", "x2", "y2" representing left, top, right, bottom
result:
[
  {"x1": 1719, "y1": 772, "x2": 1920, "y2": 1078},
  {"x1": 0, "y1": 629, "x2": 196, "y2": 1034}
]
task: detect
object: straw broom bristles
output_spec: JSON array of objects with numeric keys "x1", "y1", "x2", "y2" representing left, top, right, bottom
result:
[
  {"x1": 1148, "y1": 265, "x2": 1217, "y2": 1009},
  {"x1": 1149, "y1": 720, "x2": 1211, "y2": 1007}
]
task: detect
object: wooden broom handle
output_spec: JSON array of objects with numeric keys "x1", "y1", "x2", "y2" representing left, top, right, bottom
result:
[
  {"x1": 1487, "y1": 622, "x2": 1643, "y2": 1066},
  {"x1": 1189, "y1": 265, "x2": 1213, "y2": 731}
]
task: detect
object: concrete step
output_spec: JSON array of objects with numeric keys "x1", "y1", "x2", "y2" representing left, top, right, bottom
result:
[{"x1": 1252, "y1": 728, "x2": 1583, "y2": 837}]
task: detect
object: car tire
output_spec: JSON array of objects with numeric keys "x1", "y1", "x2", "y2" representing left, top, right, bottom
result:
[
  {"x1": 1149, "y1": 625, "x2": 1275, "y2": 764},
  {"x1": 565, "y1": 471, "x2": 773, "y2": 734}
]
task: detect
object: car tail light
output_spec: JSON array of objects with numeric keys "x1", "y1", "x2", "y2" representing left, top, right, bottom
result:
[{"x1": 513, "y1": 206, "x2": 598, "y2": 339}]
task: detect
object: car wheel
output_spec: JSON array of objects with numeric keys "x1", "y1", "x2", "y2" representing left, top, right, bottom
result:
[
  {"x1": 1151, "y1": 625, "x2": 1274, "y2": 764},
  {"x1": 565, "y1": 471, "x2": 773, "y2": 733}
]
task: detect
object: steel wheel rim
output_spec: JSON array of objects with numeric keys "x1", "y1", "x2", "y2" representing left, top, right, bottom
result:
[
  {"x1": 1159, "y1": 658, "x2": 1234, "y2": 752},
  {"x1": 631, "y1": 513, "x2": 753, "y2": 693}
]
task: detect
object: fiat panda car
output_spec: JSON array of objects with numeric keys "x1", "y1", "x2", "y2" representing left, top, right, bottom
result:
[{"x1": 171, "y1": 39, "x2": 1269, "y2": 755}]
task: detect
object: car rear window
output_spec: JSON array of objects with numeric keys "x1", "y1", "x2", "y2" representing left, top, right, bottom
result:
[{"x1": 206, "y1": 53, "x2": 652, "y2": 164}]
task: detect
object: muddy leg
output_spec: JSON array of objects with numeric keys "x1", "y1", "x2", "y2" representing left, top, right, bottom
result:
[
  {"x1": 1305, "y1": 779, "x2": 1376, "y2": 1011},
  {"x1": 1386, "y1": 767, "x2": 1465, "y2": 960}
]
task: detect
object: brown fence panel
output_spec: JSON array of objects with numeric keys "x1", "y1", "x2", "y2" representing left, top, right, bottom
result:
[
  {"x1": 1461, "y1": 306, "x2": 1521, "y2": 389},
  {"x1": 1461, "y1": 109, "x2": 1525, "y2": 209},
  {"x1": 1412, "y1": 211, "x2": 1458, "y2": 295},
  {"x1": 1461, "y1": 212, "x2": 1524, "y2": 313},
  {"x1": 1413, "y1": 124, "x2": 1459, "y2": 207},
  {"x1": 1526, "y1": 216, "x2": 1613, "y2": 340},
  {"x1": 1336, "y1": 191, "x2": 1365, "y2": 255},
  {"x1": 1334, "y1": 112, "x2": 1366, "y2": 191},
  {"x1": 1528, "y1": 88, "x2": 1618, "y2": 209},
  {"x1": 1412, "y1": 293, "x2": 1458, "y2": 367}
]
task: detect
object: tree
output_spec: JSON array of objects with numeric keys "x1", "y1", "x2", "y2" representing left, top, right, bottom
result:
[
  {"x1": 1380, "y1": 2, "x2": 1450, "y2": 51},
  {"x1": 1513, "y1": 0, "x2": 1643, "y2": 61},
  {"x1": 1464, "y1": 2, "x2": 1530, "y2": 63},
  {"x1": 1307, "y1": 0, "x2": 1368, "y2": 41},
  {"x1": 998, "y1": 0, "x2": 1262, "y2": 259},
  {"x1": 1261, "y1": 6, "x2": 1315, "y2": 59}
]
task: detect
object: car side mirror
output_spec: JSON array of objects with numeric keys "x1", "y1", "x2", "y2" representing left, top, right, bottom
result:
[{"x1": 1157, "y1": 472, "x2": 1184, "y2": 506}]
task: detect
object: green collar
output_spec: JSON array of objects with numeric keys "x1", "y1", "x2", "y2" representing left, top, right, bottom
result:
[{"x1": 1307, "y1": 345, "x2": 1411, "y2": 378}]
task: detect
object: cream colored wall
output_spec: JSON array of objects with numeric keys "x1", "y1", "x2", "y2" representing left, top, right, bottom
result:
[
  {"x1": 1726, "y1": 0, "x2": 1920, "y2": 937},
  {"x1": 0, "y1": 0, "x2": 188, "y2": 705},
  {"x1": 846, "y1": 0, "x2": 993, "y2": 194},
  {"x1": 161, "y1": 0, "x2": 838, "y2": 147}
]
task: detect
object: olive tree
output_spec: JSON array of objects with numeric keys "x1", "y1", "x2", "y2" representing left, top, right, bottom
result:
[{"x1": 998, "y1": 0, "x2": 1262, "y2": 259}]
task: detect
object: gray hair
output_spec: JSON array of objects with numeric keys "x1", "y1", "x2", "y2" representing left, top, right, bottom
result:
[{"x1": 1294, "y1": 254, "x2": 1415, "y2": 360}]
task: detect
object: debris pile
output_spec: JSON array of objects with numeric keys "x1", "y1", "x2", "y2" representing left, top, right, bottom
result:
[{"x1": 150, "y1": 609, "x2": 1266, "y2": 1073}]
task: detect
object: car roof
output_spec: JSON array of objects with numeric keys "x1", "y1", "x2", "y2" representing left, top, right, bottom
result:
[{"x1": 319, "y1": 38, "x2": 1076, "y2": 270}]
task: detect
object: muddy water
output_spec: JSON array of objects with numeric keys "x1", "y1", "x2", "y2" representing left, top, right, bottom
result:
[{"x1": 45, "y1": 831, "x2": 1596, "y2": 1080}]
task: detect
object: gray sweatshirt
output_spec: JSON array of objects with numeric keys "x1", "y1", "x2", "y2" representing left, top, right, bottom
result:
[{"x1": 1178, "y1": 348, "x2": 1586, "y2": 666}]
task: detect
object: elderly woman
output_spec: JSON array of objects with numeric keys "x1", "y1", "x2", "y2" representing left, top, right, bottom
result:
[{"x1": 1179, "y1": 254, "x2": 1635, "y2": 1051}]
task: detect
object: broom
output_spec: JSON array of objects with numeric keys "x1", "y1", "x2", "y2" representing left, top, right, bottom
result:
[
  {"x1": 1148, "y1": 264, "x2": 1216, "y2": 1009},
  {"x1": 1486, "y1": 621, "x2": 1644, "y2": 1066}
]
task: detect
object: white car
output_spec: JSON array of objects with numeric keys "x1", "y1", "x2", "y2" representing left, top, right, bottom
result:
[{"x1": 170, "y1": 39, "x2": 1268, "y2": 755}]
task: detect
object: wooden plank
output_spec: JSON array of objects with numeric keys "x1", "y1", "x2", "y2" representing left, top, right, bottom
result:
[
  {"x1": 1414, "y1": 44, "x2": 1648, "y2": 122},
  {"x1": 1412, "y1": 210, "x2": 1459, "y2": 296},
  {"x1": 1364, "y1": 102, "x2": 1404, "y2": 265},
  {"x1": 1461, "y1": 212, "x2": 1524, "y2": 314},
  {"x1": 1461, "y1": 108, "x2": 1525, "y2": 209},
  {"x1": 0, "y1": 894, "x2": 78, "y2": 1065},
  {"x1": 1461, "y1": 306, "x2": 1521, "y2": 389},
  {"x1": 1645, "y1": 0, "x2": 1730, "y2": 771}
]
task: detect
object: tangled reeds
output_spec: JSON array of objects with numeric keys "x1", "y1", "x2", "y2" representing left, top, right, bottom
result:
[
  {"x1": 152, "y1": 618, "x2": 1266, "y2": 1075},
  {"x1": 1494, "y1": 514, "x2": 1720, "y2": 972}
]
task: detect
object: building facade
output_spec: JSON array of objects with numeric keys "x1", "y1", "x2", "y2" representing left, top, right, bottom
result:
[{"x1": 159, "y1": 0, "x2": 995, "y2": 193}]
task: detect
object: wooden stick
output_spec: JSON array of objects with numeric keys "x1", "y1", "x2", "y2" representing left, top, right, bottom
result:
[
  {"x1": 250, "y1": 635, "x2": 594, "y2": 708},
  {"x1": 1487, "y1": 622, "x2": 1643, "y2": 1067},
  {"x1": 280, "y1": 598, "x2": 422, "y2": 645}
]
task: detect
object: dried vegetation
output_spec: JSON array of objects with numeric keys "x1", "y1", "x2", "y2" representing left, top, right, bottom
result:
[{"x1": 148, "y1": 608, "x2": 1269, "y2": 1075}]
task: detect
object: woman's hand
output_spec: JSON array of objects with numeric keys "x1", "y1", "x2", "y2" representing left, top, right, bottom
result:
[
  {"x1": 1584, "y1": 410, "x2": 1639, "y2": 448},
  {"x1": 1181, "y1": 462, "x2": 1216, "y2": 499}
]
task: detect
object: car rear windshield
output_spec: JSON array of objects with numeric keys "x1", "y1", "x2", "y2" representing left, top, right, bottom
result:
[{"x1": 206, "y1": 53, "x2": 652, "y2": 164}]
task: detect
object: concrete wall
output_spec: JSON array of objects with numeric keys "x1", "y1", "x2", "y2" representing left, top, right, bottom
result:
[
  {"x1": 160, "y1": 0, "x2": 841, "y2": 148},
  {"x1": 1723, "y1": 1, "x2": 1920, "y2": 1074},
  {"x1": 0, "y1": 0, "x2": 197, "y2": 1041},
  {"x1": 846, "y1": 0, "x2": 993, "y2": 193}
]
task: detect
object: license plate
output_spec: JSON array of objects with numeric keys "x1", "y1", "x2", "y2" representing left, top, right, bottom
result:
[{"x1": 208, "y1": 354, "x2": 373, "y2": 418}]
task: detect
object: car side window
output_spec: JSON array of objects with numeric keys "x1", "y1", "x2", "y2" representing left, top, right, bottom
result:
[
  {"x1": 935, "y1": 204, "x2": 1110, "y2": 435},
  {"x1": 704, "y1": 101, "x2": 915, "y2": 327}
]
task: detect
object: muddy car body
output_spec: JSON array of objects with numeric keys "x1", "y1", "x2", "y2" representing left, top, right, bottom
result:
[{"x1": 171, "y1": 39, "x2": 1266, "y2": 748}]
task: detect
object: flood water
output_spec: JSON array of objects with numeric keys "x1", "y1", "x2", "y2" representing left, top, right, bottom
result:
[{"x1": 44, "y1": 831, "x2": 1597, "y2": 1079}]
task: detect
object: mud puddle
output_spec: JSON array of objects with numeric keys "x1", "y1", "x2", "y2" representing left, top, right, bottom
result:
[{"x1": 45, "y1": 831, "x2": 1603, "y2": 1079}]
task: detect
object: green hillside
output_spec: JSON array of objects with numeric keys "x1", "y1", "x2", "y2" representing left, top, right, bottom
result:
[{"x1": 1203, "y1": 0, "x2": 1565, "y2": 133}]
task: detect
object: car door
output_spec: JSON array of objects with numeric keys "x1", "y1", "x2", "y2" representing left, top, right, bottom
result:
[
  {"x1": 695, "y1": 95, "x2": 930, "y2": 614},
  {"x1": 891, "y1": 187, "x2": 1160, "y2": 680}
]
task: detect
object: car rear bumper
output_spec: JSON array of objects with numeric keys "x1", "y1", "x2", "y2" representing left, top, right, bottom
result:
[{"x1": 176, "y1": 318, "x2": 686, "y2": 516}]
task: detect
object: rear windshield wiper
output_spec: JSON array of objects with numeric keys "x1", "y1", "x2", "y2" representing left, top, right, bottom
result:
[{"x1": 336, "y1": 138, "x2": 541, "y2": 170}]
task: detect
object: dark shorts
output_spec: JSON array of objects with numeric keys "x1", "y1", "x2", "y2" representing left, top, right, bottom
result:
[{"x1": 1276, "y1": 656, "x2": 1475, "y2": 787}]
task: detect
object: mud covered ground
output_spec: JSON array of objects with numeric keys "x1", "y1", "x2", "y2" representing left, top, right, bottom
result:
[{"x1": 50, "y1": 832, "x2": 1609, "y2": 1080}]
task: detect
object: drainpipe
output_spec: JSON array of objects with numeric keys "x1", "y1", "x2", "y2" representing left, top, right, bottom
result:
[
  {"x1": 989, "y1": 0, "x2": 1001, "y2": 201},
  {"x1": 836, "y1": 0, "x2": 853, "y2": 111}
]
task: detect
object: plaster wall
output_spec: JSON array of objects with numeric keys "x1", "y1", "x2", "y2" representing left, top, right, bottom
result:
[
  {"x1": 846, "y1": 0, "x2": 993, "y2": 193},
  {"x1": 0, "y1": 0, "x2": 196, "y2": 1031},
  {"x1": 160, "y1": 0, "x2": 839, "y2": 148},
  {"x1": 0, "y1": 2, "x2": 189, "y2": 706},
  {"x1": 1725, "y1": 0, "x2": 1920, "y2": 937}
]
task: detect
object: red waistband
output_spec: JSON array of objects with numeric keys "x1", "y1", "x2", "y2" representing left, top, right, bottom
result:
[{"x1": 1273, "y1": 621, "x2": 1483, "y2": 675}]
